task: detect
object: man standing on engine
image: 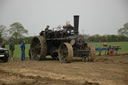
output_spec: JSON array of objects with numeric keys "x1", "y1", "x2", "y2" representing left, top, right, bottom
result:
[{"x1": 45, "y1": 25, "x2": 50, "y2": 38}]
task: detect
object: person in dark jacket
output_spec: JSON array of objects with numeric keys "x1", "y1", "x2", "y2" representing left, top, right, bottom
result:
[
  {"x1": 20, "y1": 40, "x2": 26, "y2": 61},
  {"x1": 9, "y1": 40, "x2": 15, "y2": 60}
]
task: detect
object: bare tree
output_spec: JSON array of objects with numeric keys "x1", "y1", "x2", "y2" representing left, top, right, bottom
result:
[{"x1": 0, "y1": 25, "x2": 8, "y2": 42}]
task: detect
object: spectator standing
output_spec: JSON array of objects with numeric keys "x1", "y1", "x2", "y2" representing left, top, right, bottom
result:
[
  {"x1": 20, "y1": 40, "x2": 26, "y2": 61},
  {"x1": 9, "y1": 40, "x2": 15, "y2": 60}
]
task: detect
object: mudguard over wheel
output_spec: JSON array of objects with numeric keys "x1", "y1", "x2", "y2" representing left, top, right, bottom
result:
[
  {"x1": 30, "y1": 36, "x2": 47, "y2": 60},
  {"x1": 58, "y1": 43, "x2": 73, "y2": 63},
  {"x1": 88, "y1": 42, "x2": 96, "y2": 62}
]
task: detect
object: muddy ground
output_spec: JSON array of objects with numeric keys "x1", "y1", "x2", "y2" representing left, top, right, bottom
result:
[{"x1": 0, "y1": 55, "x2": 128, "y2": 85}]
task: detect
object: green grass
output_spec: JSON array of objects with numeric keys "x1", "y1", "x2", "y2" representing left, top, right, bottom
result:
[
  {"x1": 5, "y1": 44, "x2": 30, "y2": 59},
  {"x1": 5, "y1": 42, "x2": 128, "y2": 58},
  {"x1": 93, "y1": 42, "x2": 128, "y2": 54}
]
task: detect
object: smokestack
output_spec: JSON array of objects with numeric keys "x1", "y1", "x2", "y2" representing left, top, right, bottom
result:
[{"x1": 74, "y1": 15, "x2": 79, "y2": 34}]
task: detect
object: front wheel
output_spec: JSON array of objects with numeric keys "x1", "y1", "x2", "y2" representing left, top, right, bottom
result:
[
  {"x1": 58, "y1": 43, "x2": 73, "y2": 63},
  {"x1": 3, "y1": 56, "x2": 8, "y2": 62}
]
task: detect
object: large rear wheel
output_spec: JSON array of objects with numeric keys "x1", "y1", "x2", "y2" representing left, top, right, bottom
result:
[
  {"x1": 30, "y1": 36, "x2": 47, "y2": 60},
  {"x1": 58, "y1": 43, "x2": 73, "y2": 63}
]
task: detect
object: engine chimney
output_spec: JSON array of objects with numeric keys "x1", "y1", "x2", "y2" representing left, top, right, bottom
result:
[{"x1": 74, "y1": 15, "x2": 79, "y2": 34}]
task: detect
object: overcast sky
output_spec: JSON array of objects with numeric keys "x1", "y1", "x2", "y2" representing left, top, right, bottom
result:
[{"x1": 0, "y1": 0, "x2": 128, "y2": 36}]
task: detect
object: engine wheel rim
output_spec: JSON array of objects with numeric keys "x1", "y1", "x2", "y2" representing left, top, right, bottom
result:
[
  {"x1": 87, "y1": 42, "x2": 96, "y2": 61},
  {"x1": 30, "y1": 36, "x2": 47, "y2": 60},
  {"x1": 58, "y1": 43, "x2": 73, "y2": 63},
  {"x1": 59, "y1": 45, "x2": 68, "y2": 62}
]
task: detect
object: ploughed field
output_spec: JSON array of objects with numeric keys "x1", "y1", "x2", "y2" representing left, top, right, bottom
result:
[{"x1": 0, "y1": 55, "x2": 128, "y2": 85}]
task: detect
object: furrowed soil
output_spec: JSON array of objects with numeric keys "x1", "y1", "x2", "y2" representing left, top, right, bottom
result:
[{"x1": 0, "y1": 55, "x2": 128, "y2": 85}]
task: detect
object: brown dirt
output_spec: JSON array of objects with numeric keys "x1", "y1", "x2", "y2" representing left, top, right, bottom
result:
[{"x1": 0, "y1": 55, "x2": 128, "y2": 85}]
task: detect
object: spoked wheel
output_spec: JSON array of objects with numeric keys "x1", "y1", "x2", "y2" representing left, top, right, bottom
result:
[
  {"x1": 58, "y1": 43, "x2": 73, "y2": 63},
  {"x1": 87, "y1": 42, "x2": 96, "y2": 62},
  {"x1": 30, "y1": 36, "x2": 47, "y2": 60}
]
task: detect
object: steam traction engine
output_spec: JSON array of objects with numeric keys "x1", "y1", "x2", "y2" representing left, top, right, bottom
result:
[{"x1": 30, "y1": 15, "x2": 95, "y2": 63}]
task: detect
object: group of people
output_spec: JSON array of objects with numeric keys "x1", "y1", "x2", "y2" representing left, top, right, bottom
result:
[
  {"x1": 39, "y1": 24, "x2": 74, "y2": 39},
  {"x1": 5, "y1": 40, "x2": 26, "y2": 61}
]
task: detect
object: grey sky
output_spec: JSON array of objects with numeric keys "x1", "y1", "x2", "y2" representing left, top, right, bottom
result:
[{"x1": 0, "y1": 0, "x2": 128, "y2": 36}]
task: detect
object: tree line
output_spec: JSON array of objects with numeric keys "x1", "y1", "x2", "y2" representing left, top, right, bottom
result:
[
  {"x1": 0, "y1": 22, "x2": 128, "y2": 44},
  {"x1": 87, "y1": 23, "x2": 128, "y2": 42},
  {"x1": 87, "y1": 34, "x2": 128, "y2": 42},
  {"x1": 0, "y1": 22, "x2": 28, "y2": 44}
]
